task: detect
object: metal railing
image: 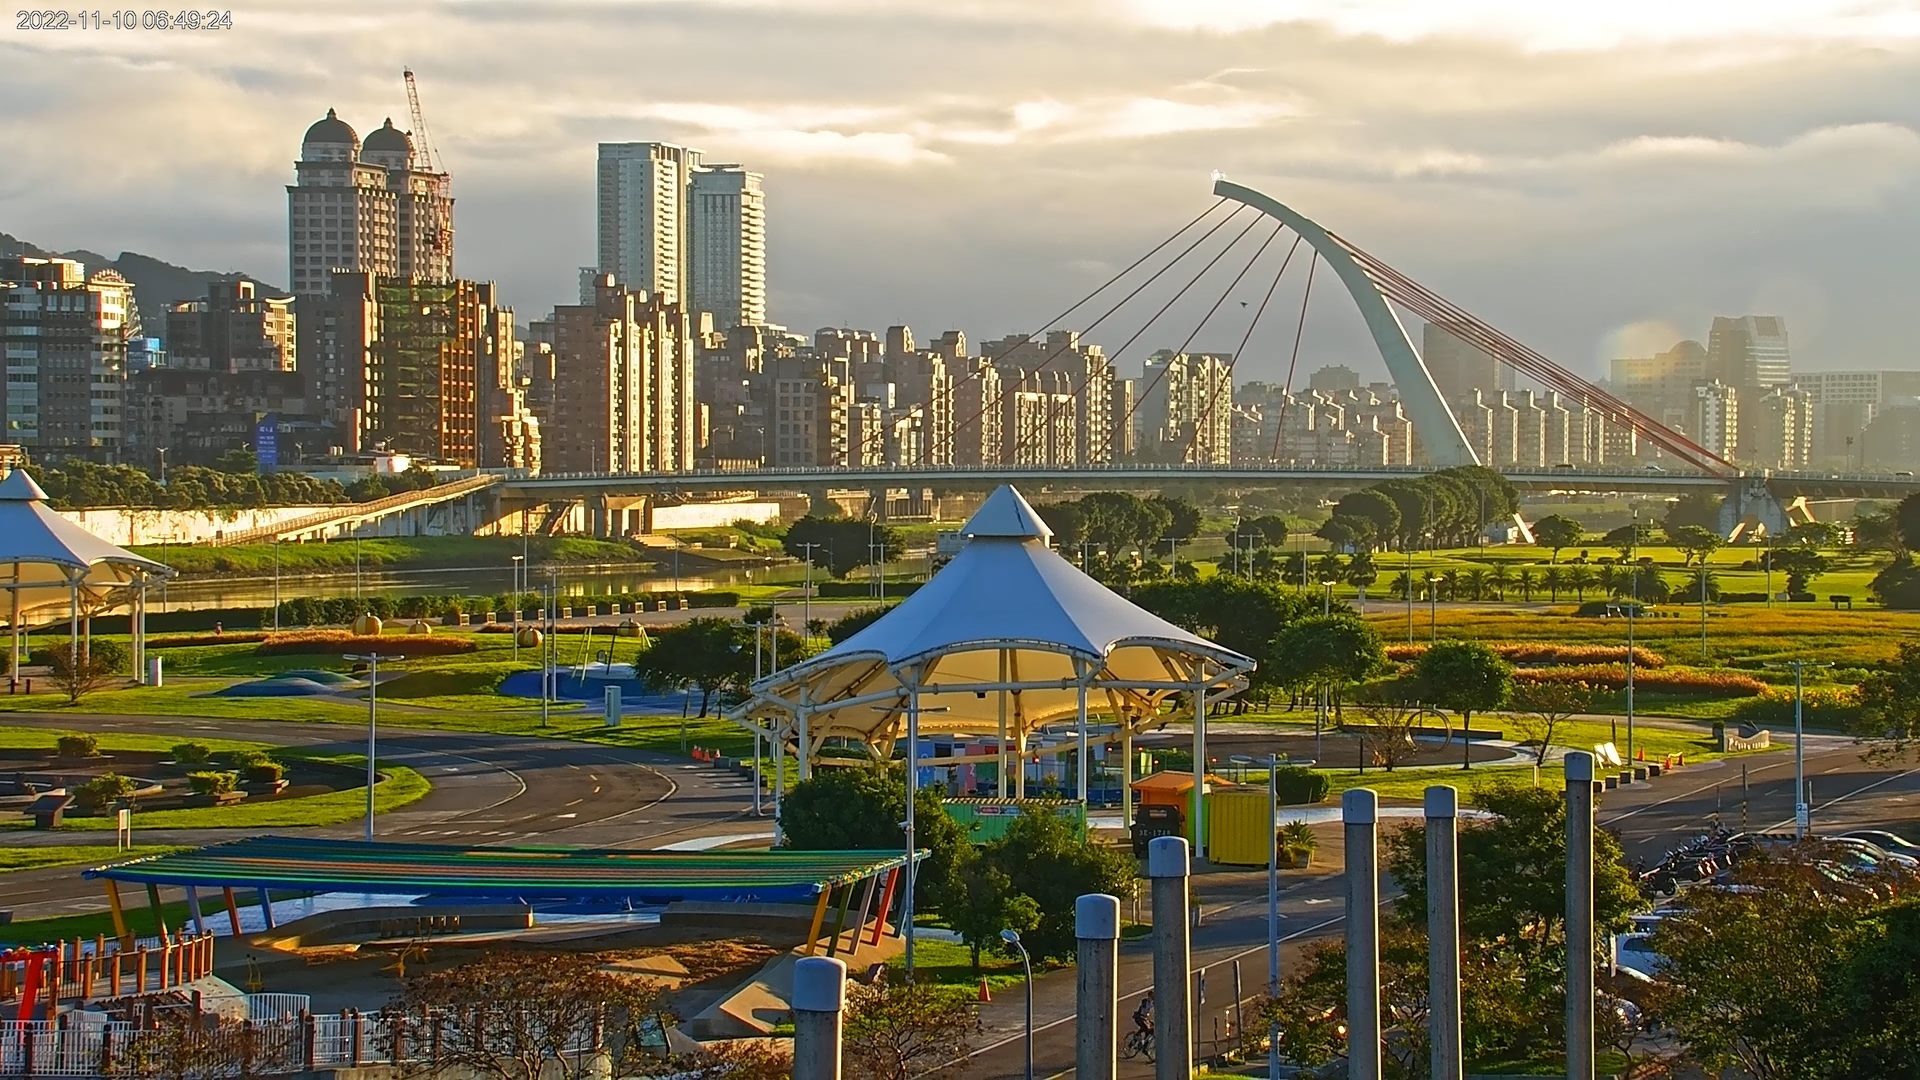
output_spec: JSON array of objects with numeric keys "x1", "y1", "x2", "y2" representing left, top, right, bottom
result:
[{"x1": 209, "y1": 474, "x2": 498, "y2": 547}]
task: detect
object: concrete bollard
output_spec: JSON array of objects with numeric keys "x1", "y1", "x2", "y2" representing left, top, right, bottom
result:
[
  {"x1": 1345, "y1": 788, "x2": 1382, "y2": 1080},
  {"x1": 792, "y1": 955, "x2": 847, "y2": 1080},
  {"x1": 604, "y1": 686, "x2": 621, "y2": 727},
  {"x1": 1426, "y1": 786, "x2": 1463, "y2": 1080},
  {"x1": 1566, "y1": 751, "x2": 1596, "y2": 1080},
  {"x1": 147, "y1": 656, "x2": 163, "y2": 688},
  {"x1": 1076, "y1": 893, "x2": 1121, "y2": 1080},
  {"x1": 1148, "y1": 836, "x2": 1193, "y2": 1080}
]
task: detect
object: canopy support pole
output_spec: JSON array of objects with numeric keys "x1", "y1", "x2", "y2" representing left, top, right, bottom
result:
[
  {"x1": 68, "y1": 571, "x2": 81, "y2": 692},
  {"x1": 774, "y1": 717, "x2": 787, "y2": 846},
  {"x1": 996, "y1": 650, "x2": 1009, "y2": 799},
  {"x1": 104, "y1": 881, "x2": 130, "y2": 947},
  {"x1": 1075, "y1": 661, "x2": 1091, "y2": 805},
  {"x1": 904, "y1": 673, "x2": 922, "y2": 976},
  {"x1": 1193, "y1": 676, "x2": 1208, "y2": 861},
  {"x1": 9, "y1": 566, "x2": 20, "y2": 690}
]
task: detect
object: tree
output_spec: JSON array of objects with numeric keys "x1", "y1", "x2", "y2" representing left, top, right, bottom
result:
[
  {"x1": 42, "y1": 637, "x2": 127, "y2": 704},
  {"x1": 1332, "y1": 489, "x2": 1402, "y2": 547},
  {"x1": 782, "y1": 515, "x2": 902, "y2": 578},
  {"x1": 1346, "y1": 690, "x2": 1430, "y2": 771},
  {"x1": 1508, "y1": 680, "x2": 1593, "y2": 766},
  {"x1": 1226, "y1": 514, "x2": 1289, "y2": 549},
  {"x1": 1600, "y1": 522, "x2": 1652, "y2": 559},
  {"x1": 1661, "y1": 492, "x2": 1723, "y2": 534},
  {"x1": 943, "y1": 848, "x2": 1040, "y2": 972},
  {"x1": 826, "y1": 606, "x2": 889, "y2": 644},
  {"x1": 1486, "y1": 563, "x2": 1511, "y2": 600},
  {"x1": 1853, "y1": 506, "x2": 1906, "y2": 558},
  {"x1": 1666, "y1": 523, "x2": 1723, "y2": 567},
  {"x1": 630, "y1": 618, "x2": 753, "y2": 716},
  {"x1": 1134, "y1": 577, "x2": 1318, "y2": 697},
  {"x1": 1514, "y1": 566, "x2": 1537, "y2": 602},
  {"x1": 1532, "y1": 514, "x2": 1582, "y2": 563},
  {"x1": 1894, "y1": 491, "x2": 1920, "y2": 554},
  {"x1": 1345, "y1": 551, "x2": 1379, "y2": 592},
  {"x1": 1148, "y1": 495, "x2": 1201, "y2": 541},
  {"x1": 1315, "y1": 514, "x2": 1375, "y2": 552},
  {"x1": 1566, "y1": 564, "x2": 1595, "y2": 600},
  {"x1": 384, "y1": 950, "x2": 667, "y2": 1080},
  {"x1": 844, "y1": 976, "x2": 982, "y2": 1079},
  {"x1": 1414, "y1": 640, "x2": 1512, "y2": 759},
  {"x1": 1033, "y1": 502, "x2": 1084, "y2": 549},
  {"x1": 779, "y1": 766, "x2": 969, "y2": 912},
  {"x1": 1078, "y1": 491, "x2": 1171, "y2": 552},
  {"x1": 1459, "y1": 567, "x2": 1490, "y2": 601},
  {"x1": 118, "y1": 1009, "x2": 271, "y2": 1080},
  {"x1": 1275, "y1": 614, "x2": 1385, "y2": 719},
  {"x1": 983, "y1": 808, "x2": 1136, "y2": 960},
  {"x1": 1770, "y1": 545, "x2": 1829, "y2": 595},
  {"x1": 1539, "y1": 566, "x2": 1564, "y2": 601}
]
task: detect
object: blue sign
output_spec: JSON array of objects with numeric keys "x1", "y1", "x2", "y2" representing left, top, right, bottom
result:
[{"x1": 253, "y1": 415, "x2": 279, "y2": 471}]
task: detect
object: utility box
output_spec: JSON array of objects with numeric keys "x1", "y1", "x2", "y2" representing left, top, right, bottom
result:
[
  {"x1": 1206, "y1": 789, "x2": 1280, "y2": 867},
  {"x1": 942, "y1": 798, "x2": 1086, "y2": 844}
]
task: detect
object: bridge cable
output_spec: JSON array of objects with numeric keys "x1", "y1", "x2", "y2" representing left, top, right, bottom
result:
[
  {"x1": 941, "y1": 203, "x2": 1250, "y2": 462},
  {"x1": 1344, "y1": 244, "x2": 1726, "y2": 472},
  {"x1": 1181, "y1": 232, "x2": 1302, "y2": 465},
  {"x1": 1040, "y1": 213, "x2": 1266, "y2": 462},
  {"x1": 1269, "y1": 253, "x2": 1319, "y2": 461},
  {"x1": 1110, "y1": 220, "x2": 1285, "y2": 462},
  {"x1": 855, "y1": 197, "x2": 1231, "y2": 465}
]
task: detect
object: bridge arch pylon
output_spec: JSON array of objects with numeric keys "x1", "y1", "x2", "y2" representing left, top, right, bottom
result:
[{"x1": 1212, "y1": 179, "x2": 1479, "y2": 468}]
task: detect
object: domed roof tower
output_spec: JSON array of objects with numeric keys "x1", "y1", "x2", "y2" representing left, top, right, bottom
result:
[
  {"x1": 300, "y1": 108, "x2": 360, "y2": 162},
  {"x1": 360, "y1": 117, "x2": 413, "y2": 167}
]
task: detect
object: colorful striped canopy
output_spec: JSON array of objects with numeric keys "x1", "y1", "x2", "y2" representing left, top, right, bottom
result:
[{"x1": 84, "y1": 836, "x2": 914, "y2": 905}]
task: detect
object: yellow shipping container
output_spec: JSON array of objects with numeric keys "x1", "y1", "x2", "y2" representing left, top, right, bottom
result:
[{"x1": 1206, "y1": 789, "x2": 1278, "y2": 867}]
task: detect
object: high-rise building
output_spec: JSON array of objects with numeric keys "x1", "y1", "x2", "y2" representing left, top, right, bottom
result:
[
  {"x1": 1422, "y1": 322, "x2": 1513, "y2": 405},
  {"x1": 952, "y1": 357, "x2": 1002, "y2": 466},
  {"x1": 1752, "y1": 386, "x2": 1814, "y2": 470},
  {"x1": 767, "y1": 355, "x2": 851, "y2": 467},
  {"x1": 596, "y1": 143, "x2": 703, "y2": 306},
  {"x1": 538, "y1": 276, "x2": 695, "y2": 474},
  {"x1": 288, "y1": 112, "x2": 453, "y2": 298},
  {"x1": 1308, "y1": 364, "x2": 1362, "y2": 394},
  {"x1": 894, "y1": 350, "x2": 955, "y2": 466},
  {"x1": 126, "y1": 368, "x2": 309, "y2": 467},
  {"x1": 298, "y1": 272, "x2": 527, "y2": 468},
  {"x1": 688, "y1": 165, "x2": 766, "y2": 330},
  {"x1": 1001, "y1": 376, "x2": 1077, "y2": 466},
  {"x1": 1707, "y1": 316, "x2": 1791, "y2": 391},
  {"x1": 1692, "y1": 381, "x2": 1738, "y2": 460},
  {"x1": 1137, "y1": 350, "x2": 1233, "y2": 463},
  {"x1": 0, "y1": 257, "x2": 133, "y2": 460},
  {"x1": 1793, "y1": 370, "x2": 1920, "y2": 466},
  {"x1": 166, "y1": 281, "x2": 296, "y2": 373},
  {"x1": 981, "y1": 330, "x2": 1115, "y2": 464}
]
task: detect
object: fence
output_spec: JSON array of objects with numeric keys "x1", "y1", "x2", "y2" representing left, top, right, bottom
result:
[
  {"x1": 1, "y1": 933, "x2": 217, "y2": 1011},
  {"x1": 0, "y1": 1007, "x2": 597, "y2": 1077}
]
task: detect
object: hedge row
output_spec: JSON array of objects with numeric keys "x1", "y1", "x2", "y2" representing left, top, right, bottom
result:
[
  {"x1": 1512, "y1": 664, "x2": 1767, "y2": 697},
  {"x1": 255, "y1": 631, "x2": 478, "y2": 657},
  {"x1": 1384, "y1": 641, "x2": 1666, "y2": 669},
  {"x1": 270, "y1": 590, "x2": 742, "y2": 627}
]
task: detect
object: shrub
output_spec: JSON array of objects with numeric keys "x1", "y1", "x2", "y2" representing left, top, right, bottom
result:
[
  {"x1": 186, "y1": 771, "x2": 238, "y2": 796},
  {"x1": 1279, "y1": 819, "x2": 1318, "y2": 865},
  {"x1": 74, "y1": 772, "x2": 138, "y2": 811},
  {"x1": 827, "y1": 606, "x2": 889, "y2": 644},
  {"x1": 149, "y1": 632, "x2": 271, "y2": 648},
  {"x1": 1274, "y1": 765, "x2": 1331, "y2": 805},
  {"x1": 255, "y1": 631, "x2": 476, "y2": 657},
  {"x1": 29, "y1": 638, "x2": 129, "y2": 672},
  {"x1": 1383, "y1": 641, "x2": 1665, "y2": 669},
  {"x1": 1512, "y1": 664, "x2": 1766, "y2": 697},
  {"x1": 55, "y1": 733, "x2": 100, "y2": 758},
  {"x1": 170, "y1": 741, "x2": 213, "y2": 765},
  {"x1": 242, "y1": 760, "x2": 285, "y2": 784},
  {"x1": 1730, "y1": 686, "x2": 1863, "y2": 730}
]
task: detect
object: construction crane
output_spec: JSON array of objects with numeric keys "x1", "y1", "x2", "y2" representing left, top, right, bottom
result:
[{"x1": 402, "y1": 68, "x2": 454, "y2": 275}]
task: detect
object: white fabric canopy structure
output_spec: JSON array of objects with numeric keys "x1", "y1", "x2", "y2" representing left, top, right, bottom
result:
[
  {"x1": 0, "y1": 469, "x2": 173, "y2": 681},
  {"x1": 733, "y1": 484, "x2": 1253, "y2": 839}
]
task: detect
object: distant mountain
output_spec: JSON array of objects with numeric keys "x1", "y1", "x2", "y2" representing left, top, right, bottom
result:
[{"x1": 0, "y1": 232, "x2": 282, "y2": 320}]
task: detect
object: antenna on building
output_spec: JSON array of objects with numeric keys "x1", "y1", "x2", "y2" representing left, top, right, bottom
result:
[{"x1": 403, "y1": 68, "x2": 454, "y2": 272}]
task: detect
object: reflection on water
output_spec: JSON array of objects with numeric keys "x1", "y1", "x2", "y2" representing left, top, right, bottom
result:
[{"x1": 149, "y1": 562, "x2": 811, "y2": 612}]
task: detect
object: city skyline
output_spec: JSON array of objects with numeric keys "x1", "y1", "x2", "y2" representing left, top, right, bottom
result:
[{"x1": 5, "y1": 3, "x2": 1920, "y2": 384}]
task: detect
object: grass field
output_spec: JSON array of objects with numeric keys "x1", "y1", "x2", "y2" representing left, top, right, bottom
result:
[
  {"x1": 0, "y1": 724, "x2": 431, "y2": 831},
  {"x1": 0, "y1": 900, "x2": 197, "y2": 945},
  {"x1": 130, "y1": 535, "x2": 654, "y2": 577},
  {"x1": 886, "y1": 936, "x2": 1038, "y2": 990},
  {"x1": 0, "y1": 844, "x2": 188, "y2": 874}
]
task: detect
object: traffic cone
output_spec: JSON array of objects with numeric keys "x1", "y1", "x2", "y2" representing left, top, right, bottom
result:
[
  {"x1": 978, "y1": 978, "x2": 992, "y2": 1003},
  {"x1": 1636, "y1": 747, "x2": 1645, "y2": 762}
]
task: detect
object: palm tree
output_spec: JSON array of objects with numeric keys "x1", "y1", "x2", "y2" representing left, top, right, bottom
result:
[
  {"x1": 1540, "y1": 565, "x2": 1565, "y2": 602},
  {"x1": 1388, "y1": 570, "x2": 1415, "y2": 601},
  {"x1": 1488, "y1": 564, "x2": 1513, "y2": 600},
  {"x1": 1515, "y1": 567, "x2": 1537, "y2": 602},
  {"x1": 1567, "y1": 564, "x2": 1595, "y2": 600},
  {"x1": 1596, "y1": 563, "x2": 1622, "y2": 597},
  {"x1": 1460, "y1": 568, "x2": 1491, "y2": 602}
]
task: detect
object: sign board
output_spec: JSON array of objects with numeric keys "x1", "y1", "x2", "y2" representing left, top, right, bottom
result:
[
  {"x1": 253, "y1": 414, "x2": 279, "y2": 471},
  {"x1": 116, "y1": 807, "x2": 131, "y2": 851},
  {"x1": 1796, "y1": 803, "x2": 1810, "y2": 832}
]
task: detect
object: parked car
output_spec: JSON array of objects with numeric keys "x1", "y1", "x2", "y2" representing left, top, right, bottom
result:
[
  {"x1": 1841, "y1": 830, "x2": 1920, "y2": 857},
  {"x1": 1612, "y1": 932, "x2": 1665, "y2": 981}
]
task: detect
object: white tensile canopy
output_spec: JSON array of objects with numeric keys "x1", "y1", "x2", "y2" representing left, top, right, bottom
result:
[
  {"x1": 0, "y1": 469, "x2": 173, "y2": 679},
  {"x1": 734, "y1": 485, "x2": 1254, "y2": 842}
]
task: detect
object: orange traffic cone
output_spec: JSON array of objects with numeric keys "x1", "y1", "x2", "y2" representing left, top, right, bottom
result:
[
  {"x1": 1636, "y1": 747, "x2": 1645, "y2": 762},
  {"x1": 978, "y1": 978, "x2": 992, "y2": 1003}
]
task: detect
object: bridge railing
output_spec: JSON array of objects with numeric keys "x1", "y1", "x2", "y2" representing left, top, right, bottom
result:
[{"x1": 209, "y1": 475, "x2": 499, "y2": 547}]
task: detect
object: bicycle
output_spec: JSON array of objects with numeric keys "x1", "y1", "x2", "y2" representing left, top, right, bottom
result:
[{"x1": 1122, "y1": 1026, "x2": 1155, "y2": 1061}]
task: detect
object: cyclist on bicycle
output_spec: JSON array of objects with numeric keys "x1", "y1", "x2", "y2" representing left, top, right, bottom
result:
[{"x1": 1132, "y1": 990, "x2": 1155, "y2": 1041}]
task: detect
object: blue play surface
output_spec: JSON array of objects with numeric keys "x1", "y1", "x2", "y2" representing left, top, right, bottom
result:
[{"x1": 497, "y1": 667, "x2": 696, "y2": 713}]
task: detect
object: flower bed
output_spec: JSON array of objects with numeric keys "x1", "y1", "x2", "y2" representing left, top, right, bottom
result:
[
  {"x1": 255, "y1": 631, "x2": 476, "y2": 657},
  {"x1": 1512, "y1": 664, "x2": 1764, "y2": 697},
  {"x1": 150, "y1": 632, "x2": 272, "y2": 648},
  {"x1": 1384, "y1": 641, "x2": 1666, "y2": 668}
]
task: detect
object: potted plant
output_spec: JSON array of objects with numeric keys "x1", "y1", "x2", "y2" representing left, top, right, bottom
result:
[
  {"x1": 240, "y1": 758, "x2": 287, "y2": 794},
  {"x1": 53, "y1": 733, "x2": 106, "y2": 763},
  {"x1": 170, "y1": 741, "x2": 213, "y2": 768},
  {"x1": 73, "y1": 772, "x2": 138, "y2": 814},
  {"x1": 1278, "y1": 820, "x2": 1318, "y2": 869},
  {"x1": 186, "y1": 770, "x2": 246, "y2": 806}
]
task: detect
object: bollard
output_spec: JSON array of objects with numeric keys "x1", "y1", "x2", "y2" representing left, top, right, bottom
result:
[
  {"x1": 1076, "y1": 894, "x2": 1121, "y2": 1080},
  {"x1": 1345, "y1": 788, "x2": 1382, "y2": 1080},
  {"x1": 1148, "y1": 835, "x2": 1193, "y2": 1080},
  {"x1": 792, "y1": 955, "x2": 848, "y2": 1080},
  {"x1": 605, "y1": 685, "x2": 621, "y2": 727},
  {"x1": 1566, "y1": 751, "x2": 1597, "y2": 1080},
  {"x1": 1427, "y1": 785, "x2": 1463, "y2": 1080}
]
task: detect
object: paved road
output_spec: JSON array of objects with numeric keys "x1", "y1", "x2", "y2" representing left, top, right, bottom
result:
[
  {"x1": 959, "y1": 734, "x2": 1920, "y2": 1078},
  {"x1": 2, "y1": 711, "x2": 763, "y2": 919}
]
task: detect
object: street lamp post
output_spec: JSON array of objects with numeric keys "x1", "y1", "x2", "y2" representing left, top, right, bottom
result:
[
  {"x1": 798, "y1": 543, "x2": 822, "y2": 642},
  {"x1": 1429, "y1": 574, "x2": 1445, "y2": 643},
  {"x1": 869, "y1": 542, "x2": 887, "y2": 605},
  {"x1": 343, "y1": 652, "x2": 384, "y2": 842},
  {"x1": 1001, "y1": 928, "x2": 1034, "y2": 1080},
  {"x1": 271, "y1": 539, "x2": 281, "y2": 632},
  {"x1": 511, "y1": 554, "x2": 525, "y2": 662},
  {"x1": 1627, "y1": 508, "x2": 1639, "y2": 766},
  {"x1": 1767, "y1": 660, "x2": 1830, "y2": 838},
  {"x1": 1266, "y1": 752, "x2": 1282, "y2": 1078}
]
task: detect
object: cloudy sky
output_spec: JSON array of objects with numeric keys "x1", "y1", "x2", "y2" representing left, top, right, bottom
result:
[{"x1": 6, "y1": 0, "x2": 1920, "y2": 382}]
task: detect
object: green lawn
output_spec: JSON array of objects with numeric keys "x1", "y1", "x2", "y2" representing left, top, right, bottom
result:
[
  {"x1": 130, "y1": 535, "x2": 655, "y2": 577},
  {"x1": 885, "y1": 936, "x2": 1038, "y2": 991},
  {"x1": 0, "y1": 901, "x2": 197, "y2": 945},
  {"x1": 0, "y1": 844, "x2": 188, "y2": 873}
]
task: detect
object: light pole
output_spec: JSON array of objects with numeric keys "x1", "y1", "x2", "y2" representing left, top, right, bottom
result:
[
  {"x1": 1767, "y1": 660, "x2": 1830, "y2": 838},
  {"x1": 869, "y1": 542, "x2": 887, "y2": 605},
  {"x1": 343, "y1": 652, "x2": 384, "y2": 842},
  {"x1": 1266, "y1": 752, "x2": 1282, "y2": 1079},
  {"x1": 1001, "y1": 928, "x2": 1034, "y2": 1080},
  {"x1": 354, "y1": 534, "x2": 363, "y2": 602},
  {"x1": 271, "y1": 539, "x2": 281, "y2": 632},
  {"x1": 1429, "y1": 573, "x2": 1445, "y2": 643},
  {"x1": 1698, "y1": 564, "x2": 1710, "y2": 663},
  {"x1": 1405, "y1": 542, "x2": 1414, "y2": 643},
  {"x1": 511, "y1": 554, "x2": 525, "y2": 662},
  {"x1": 1627, "y1": 508, "x2": 1639, "y2": 766},
  {"x1": 798, "y1": 542, "x2": 822, "y2": 642}
]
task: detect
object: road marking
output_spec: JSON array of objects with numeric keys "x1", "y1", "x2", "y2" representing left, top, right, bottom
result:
[
  {"x1": 555, "y1": 813, "x2": 577, "y2": 820},
  {"x1": 565, "y1": 798, "x2": 583, "y2": 807}
]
